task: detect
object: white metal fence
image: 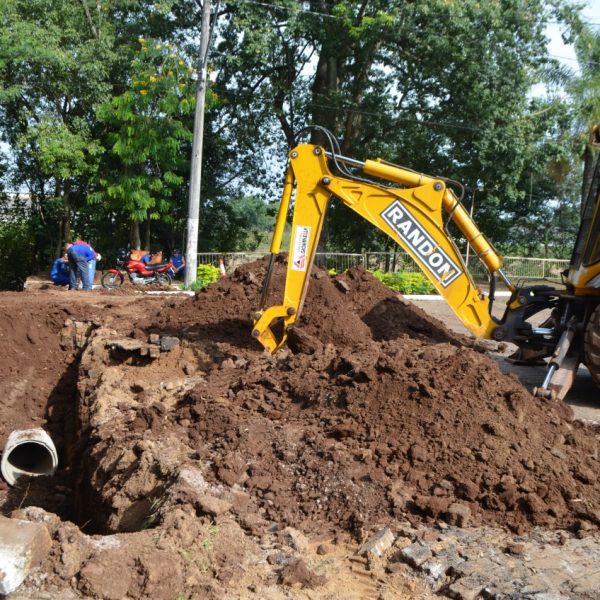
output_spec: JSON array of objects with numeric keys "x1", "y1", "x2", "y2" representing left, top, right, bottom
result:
[
  {"x1": 363, "y1": 251, "x2": 570, "y2": 281},
  {"x1": 198, "y1": 251, "x2": 569, "y2": 281}
]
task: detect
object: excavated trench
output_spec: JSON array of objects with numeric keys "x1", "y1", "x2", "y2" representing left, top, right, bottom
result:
[{"x1": 0, "y1": 319, "x2": 184, "y2": 535}]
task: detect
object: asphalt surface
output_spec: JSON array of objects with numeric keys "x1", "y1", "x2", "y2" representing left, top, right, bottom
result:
[{"x1": 411, "y1": 297, "x2": 600, "y2": 423}]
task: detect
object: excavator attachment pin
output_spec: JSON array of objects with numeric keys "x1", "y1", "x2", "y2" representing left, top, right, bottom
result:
[{"x1": 533, "y1": 386, "x2": 556, "y2": 401}]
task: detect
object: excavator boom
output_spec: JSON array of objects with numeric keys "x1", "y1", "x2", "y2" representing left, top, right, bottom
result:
[{"x1": 253, "y1": 143, "x2": 505, "y2": 353}]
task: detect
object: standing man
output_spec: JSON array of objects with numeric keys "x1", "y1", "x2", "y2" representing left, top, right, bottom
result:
[
  {"x1": 64, "y1": 242, "x2": 95, "y2": 291},
  {"x1": 72, "y1": 239, "x2": 101, "y2": 288}
]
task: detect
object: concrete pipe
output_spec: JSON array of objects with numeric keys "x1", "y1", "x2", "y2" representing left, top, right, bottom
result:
[{"x1": 1, "y1": 429, "x2": 58, "y2": 486}]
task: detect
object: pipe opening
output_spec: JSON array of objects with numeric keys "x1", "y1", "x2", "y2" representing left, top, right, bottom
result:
[
  {"x1": 1, "y1": 429, "x2": 58, "y2": 486},
  {"x1": 5, "y1": 442, "x2": 56, "y2": 475}
]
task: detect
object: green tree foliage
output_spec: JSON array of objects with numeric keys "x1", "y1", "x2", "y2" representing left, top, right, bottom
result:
[
  {"x1": 214, "y1": 0, "x2": 578, "y2": 254},
  {"x1": 502, "y1": 99, "x2": 582, "y2": 258},
  {"x1": 0, "y1": 0, "x2": 117, "y2": 258},
  {"x1": 91, "y1": 39, "x2": 196, "y2": 233},
  {"x1": 198, "y1": 195, "x2": 275, "y2": 251},
  {"x1": 567, "y1": 24, "x2": 600, "y2": 208},
  {"x1": 0, "y1": 194, "x2": 37, "y2": 290},
  {"x1": 0, "y1": 0, "x2": 595, "y2": 291}
]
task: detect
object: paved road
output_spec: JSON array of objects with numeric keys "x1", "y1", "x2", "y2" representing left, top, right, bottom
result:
[{"x1": 411, "y1": 297, "x2": 599, "y2": 423}]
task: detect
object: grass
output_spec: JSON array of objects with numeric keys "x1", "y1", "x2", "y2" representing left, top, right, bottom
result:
[{"x1": 177, "y1": 523, "x2": 220, "y2": 575}]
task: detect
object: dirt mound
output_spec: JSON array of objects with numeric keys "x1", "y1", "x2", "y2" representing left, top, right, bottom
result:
[
  {"x1": 139, "y1": 258, "x2": 600, "y2": 536},
  {"x1": 147, "y1": 257, "x2": 469, "y2": 350}
]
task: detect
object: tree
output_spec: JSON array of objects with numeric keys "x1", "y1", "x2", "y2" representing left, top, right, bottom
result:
[
  {"x1": 198, "y1": 195, "x2": 275, "y2": 251},
  {"x1": 91, "y1": 38, "x2": 198, "y2": 248},
  {"x1": 567, "y1": 24, "x2": 600, "y2": 209},
  {"x1": 0, "y1": 0, "x2": 120, "y2": 261},
  {"x1": 213, "y1": 0, "x2": 572, "y2": 253}
]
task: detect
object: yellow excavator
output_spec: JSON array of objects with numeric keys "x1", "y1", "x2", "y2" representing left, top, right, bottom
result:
[{"x1": 252, "y1": 126, "x2": 600, "y2": 401}]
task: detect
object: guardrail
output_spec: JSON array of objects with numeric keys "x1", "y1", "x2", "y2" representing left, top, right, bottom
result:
[{"x1": 198, "y1": 251, "x2": 569, "y2": 281}]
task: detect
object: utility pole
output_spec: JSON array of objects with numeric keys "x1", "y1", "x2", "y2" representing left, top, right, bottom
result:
[{"x1": 185, "y1": 0, "x2": 212, "y2": 287}]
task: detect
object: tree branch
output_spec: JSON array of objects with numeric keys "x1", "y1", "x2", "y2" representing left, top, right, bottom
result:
[{"x1": 78, "y1": 0, "x2": 99, "y2": 38}]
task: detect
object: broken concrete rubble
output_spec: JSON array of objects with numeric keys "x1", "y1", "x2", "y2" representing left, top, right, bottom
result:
[{"x1": 0, "y1": 516, "x2": 51, "y2": 595}]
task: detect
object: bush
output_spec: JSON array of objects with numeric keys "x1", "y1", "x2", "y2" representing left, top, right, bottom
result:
[
  {"x1": 188, "y1": 263, "x2": 220, "y2": 291},
  {"x1": 0, "y1": 223, "x2": 36, "y2": 290},
  {"x1": 370, "y1": 270, "x2": 436, "y2": 295}
]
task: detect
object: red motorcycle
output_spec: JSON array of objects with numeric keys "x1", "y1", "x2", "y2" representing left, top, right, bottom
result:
[{"x1": 101, "y1": 250, "x2": 173, "y2": 288}]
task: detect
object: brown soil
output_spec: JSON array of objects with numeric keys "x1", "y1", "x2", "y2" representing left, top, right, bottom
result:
[
  {"x1": 144, "y1": 259, "x2": 600, "y2": 535},
  {"x1": 1, "y1": 258, "x2": 600, "y2": 599}
]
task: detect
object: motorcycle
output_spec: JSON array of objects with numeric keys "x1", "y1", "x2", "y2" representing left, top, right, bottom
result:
[{"x1": 101, "y1": 249, "x2": 174, "y2": 288}]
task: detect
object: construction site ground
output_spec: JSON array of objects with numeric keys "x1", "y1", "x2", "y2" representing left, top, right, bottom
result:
[{"x1": 1, "y1": 261, "x2": 600, "y2": 600}]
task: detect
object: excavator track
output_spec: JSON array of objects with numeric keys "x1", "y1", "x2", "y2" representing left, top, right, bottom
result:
[{"x1": 584, "y1": 304, "x2": 600, "y2": 387}]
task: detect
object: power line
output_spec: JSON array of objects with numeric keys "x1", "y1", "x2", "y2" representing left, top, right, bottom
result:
[
  {"x1": 546, "y1": 19, "x2": 600, "y2": 27},
  {"x1": 235, "y1": 0, "x2": 346, "y2": 21},
  {"x1": 548, "y1": 53, "x2": 600, "y2": 68},
  {"x1": 211, "y1": 84, "x2": 559, "y2": 135}
]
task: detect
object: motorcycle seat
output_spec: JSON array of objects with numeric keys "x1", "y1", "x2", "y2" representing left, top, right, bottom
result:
[{"x1": 144, "y1": 263, "x2": 171, "y2": 270}]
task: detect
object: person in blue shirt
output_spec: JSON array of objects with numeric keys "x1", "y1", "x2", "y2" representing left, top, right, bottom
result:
[
  {"x1": 64, "y1": 242, "x2": 95, "y2": 291},
  {"x1": 50, "y1": 255, "x2": 70, "y2": 286},
  {"x1": 73, "y1": 240, "x2": 101, "y2": 287},
  {"x1": 170, "y1": 249, "x2": 185, "y2": 279}
]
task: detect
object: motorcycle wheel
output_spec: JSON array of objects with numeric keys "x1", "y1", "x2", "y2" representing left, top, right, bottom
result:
[
  {"x1": 155, "y1": 272, "x2": 172, "y2": 286},
  {"x1": 101, "y1": 271, "x2": 124, "y2": 289}
]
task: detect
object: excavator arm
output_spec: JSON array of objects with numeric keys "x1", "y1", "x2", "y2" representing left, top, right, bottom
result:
[
  {"x1": 251, "y1": 127, "x2": 600, "y2": 403},
  {"x1": 253, "y1": 142, "x2": 510, "y2": 353}
]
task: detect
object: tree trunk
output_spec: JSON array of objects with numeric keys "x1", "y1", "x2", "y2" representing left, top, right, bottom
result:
[
  {"x1": 143, "y1": 219, "x2": 151, "y2": 251},
  {"x1": 341, "y1": 41, "x2": 381, "y2": 154},
  {"x1": 311, "y1": 50, "x2": 341, "y2": 144},
  {"x1": 130, "y1": 220, "x2": 141, "y2": 250}
]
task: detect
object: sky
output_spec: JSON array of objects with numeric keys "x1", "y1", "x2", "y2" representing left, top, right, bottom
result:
[{"x1": 546, "y1": 0, "x2": 600, "y2": 70}]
